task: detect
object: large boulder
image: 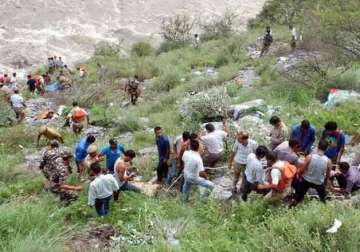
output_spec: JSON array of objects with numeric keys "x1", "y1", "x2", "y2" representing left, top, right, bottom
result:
[
  {"x1": 234, "y1": 115, "x2": 271, "y2": 145},
  {"x1": 228, "y1": 99, "x2": 266, "y2": 120}
]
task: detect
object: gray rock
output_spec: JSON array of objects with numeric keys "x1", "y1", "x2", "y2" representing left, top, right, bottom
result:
[
  {"x1": 231, "y1": 68, "x2": 261, "y2": 88},
  {"x1": 234, "y1": 115, "x2": 271, "y2": 145},
  {"x1": 229, "y1": 99, "x2": 266, "y2": 120},
  {"x1": 139, "y1": 146, "x2": 157, "y2": 156},
  {"x1": 116, "y1": 131, "x2": 134, "y2": 142},
  {"x1": 139, "y1": 117, "x2": 150, "y2": 125},
  {"x1": 84, "y1": 126, "x2": 106, "y2": 139}
]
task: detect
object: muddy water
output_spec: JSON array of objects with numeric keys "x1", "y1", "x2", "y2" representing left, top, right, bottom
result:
[{"x1": 0, "y1": 0, "x2": 265, "y2": 72}]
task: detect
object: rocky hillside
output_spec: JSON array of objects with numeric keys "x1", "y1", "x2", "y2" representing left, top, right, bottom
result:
[{"x1": 0, "y1": 0, "x2": 265, "y2": 71}]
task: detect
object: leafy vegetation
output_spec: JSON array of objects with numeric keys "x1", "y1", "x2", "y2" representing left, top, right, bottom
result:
[{"x1": 2, "y1": 0, "x2": 360, "y2": 251}]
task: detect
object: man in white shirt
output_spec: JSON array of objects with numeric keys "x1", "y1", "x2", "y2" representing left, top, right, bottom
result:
[
  {"x1": 241, "y1": 146, "x2": 268, "y2": 201},
  {"x1": 10, "y1": 89, "x2": 26, "y2": 122},
  {"x1": 182, "y1": 140, "x2": 214, "y2": 201},
  {"x1": 88, "y1": 163, "x2": 119, "y2": 217},
  {"x1": 201, "y1": 121, "x2": 230, "y2": 168},
  {"x1": 229, "y1": 132, "x2": 258, "y2": 193}
]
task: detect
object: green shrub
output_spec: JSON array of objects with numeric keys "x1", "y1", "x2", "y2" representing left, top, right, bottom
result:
[
  {"x1": 114, "y1": 116, "x2": 141, "y2": 133},
  {"x1": 131, "y1": 42, "x2": 155, "y2": 57},
  {"x1": 201, "y1": 12, "x2": 237, "y2": 41},
  {"x1": 152, "y1": 67, "x2": 181, "y2": 92},
  {"x1": 135, "y1": 57, "x2": 159, "y2": 81}
]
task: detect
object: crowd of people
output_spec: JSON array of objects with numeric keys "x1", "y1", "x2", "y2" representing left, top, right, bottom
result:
[
  {"x1": 2, "y1": 43, "x2": 360, "y2": 218},
  {"x1": 37, "y1": 112, "x2": 360, "y2": 217}
]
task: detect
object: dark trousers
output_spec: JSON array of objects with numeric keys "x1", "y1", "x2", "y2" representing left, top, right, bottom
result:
[
  {"x1": 113, "y1": 182, "x2": 140, "y2": 201},
  {"x1": 95, "y1": 196, "x2": 112, "y2": 216},
  {"x1": 157, "y1": 161, "x2": 168, "y2": 183},
  {"x1": 294, "y1": 179, "x2": 326, "y2": 203},
  {"x1": 240, "y1": 176, "x2": 259, "y2": 201}
]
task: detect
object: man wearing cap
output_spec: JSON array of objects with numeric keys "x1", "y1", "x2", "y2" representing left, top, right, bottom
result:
[
  {"x1": 99, "y1": 139, "x2": 125, "y2": 174},
  {"x1": 85, "y1": 145, "x2": 104, "y2": 176}
]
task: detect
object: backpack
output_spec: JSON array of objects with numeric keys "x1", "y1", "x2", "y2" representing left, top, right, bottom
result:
[
  {"x1": 71, "y1": 108, "x2": 86, "y2": 123},
  {"x1": 264, "y1": 33, "x2": 273, "y2": 46}
]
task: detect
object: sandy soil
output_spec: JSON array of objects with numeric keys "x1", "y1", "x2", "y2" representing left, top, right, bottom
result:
[{"x1": 0, "y1": 0, "x2": 265, "y2": 72}]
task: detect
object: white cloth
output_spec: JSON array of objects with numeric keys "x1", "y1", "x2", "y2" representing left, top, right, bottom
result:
[
  {"x1": 202, "y1": 130, "x2": 227, "y2": 154},
  {"x1": 245, "y1": 153, "x2": 265, "y2": 184},
  {"x1": 270, "y1": 161, "x2": 284, "y2": 185},
  {"x1": 233, "y1": 139, "x2": 258, "y2": 164},
  {"x1": 174, "y1": 135, "x2": 183, "y2": 155},
  {"x1": 88, "y1": 174, "x2": 119, "y2": 206},
  {"x1": 291, "y1": 27, "x2": 297, "y2": 40},
  {"x1": 182, "y1": 150, "x2": 204, "y2": 180},
  {"x1": 10, "y1": 94, "x2": 24, "y2": 108}
]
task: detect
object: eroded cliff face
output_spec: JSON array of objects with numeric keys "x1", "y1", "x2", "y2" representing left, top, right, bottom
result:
[{"x1": 0, "y1": 0, "x2": 265, "y2": 71}]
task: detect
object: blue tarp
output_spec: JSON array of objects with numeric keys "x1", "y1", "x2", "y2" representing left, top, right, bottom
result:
[{"x1": 45, "y1": 82, "x2": 60, "y2": 92}]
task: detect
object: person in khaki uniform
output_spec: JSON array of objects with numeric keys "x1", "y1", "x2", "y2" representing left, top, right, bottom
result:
[{"x1": 269, "y1": 116, "x2": 288, "y2": 150}]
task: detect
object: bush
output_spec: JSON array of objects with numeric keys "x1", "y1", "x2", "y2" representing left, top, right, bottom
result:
[
  {"x1": 201, "y1": 12, "x2": 237, "y2": 41},
  {"x1": 131, "y1": 42, "x2": 154, "y2": 57},
  {"x1": 178, "y1": 87, "x2": 231, "y2": 122},
  {"x1": 152, "y1": 67, "x2": 181, "y2": 92},
  {"x1": 161, "y1": 15, "x2": 195, "y2": 45},
  {"x1": 114, "y1": 116, "x2": 141, "y2": 133},
  {"x1": 135, "y1": 57, "x2": 159, "y2": 81}
]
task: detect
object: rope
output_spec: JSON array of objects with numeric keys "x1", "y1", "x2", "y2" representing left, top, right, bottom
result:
[
  {"x1": 204, "y1": 165, "x2": 228, "y2": 170},
  {"x1": 163, "y1": 174, "x2": 184, "y2": 193}
]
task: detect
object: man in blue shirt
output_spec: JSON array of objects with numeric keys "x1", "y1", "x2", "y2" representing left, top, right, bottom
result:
[
  {"x1": 320, "y1": 121, "x2": 346, "y2": 164},
  {"x1": 290, "y1": 120, "x2": 316, "y2": 154},
  {"x1": 75, "y1": 135, "x2": 96, "y2": 179},
  {"x1": 99, "y1": 139, "x2": 125, "y2": 173},
  {"x1": 155, "y1": 126, "x2": 170, "y2": 183}
]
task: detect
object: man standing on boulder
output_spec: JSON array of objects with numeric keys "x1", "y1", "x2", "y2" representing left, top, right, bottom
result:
[{"x1": 154, "y1": 126, "x2": 170, "y2": 184}]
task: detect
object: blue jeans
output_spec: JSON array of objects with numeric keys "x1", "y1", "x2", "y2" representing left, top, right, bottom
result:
[
  {"x1": 182, "y1": 176, "x2": 214, "y2": 201},
  {"x1": 95, "y1": 195, "x2": 112, "y2": 216},
  {"x1": 167, "y1": 159, "x2": 178, "y2": 185}
]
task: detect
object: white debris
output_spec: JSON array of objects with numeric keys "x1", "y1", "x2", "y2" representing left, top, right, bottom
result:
[{"x1": 326, "y1": 219, "x2": 342, "y2": 234}]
